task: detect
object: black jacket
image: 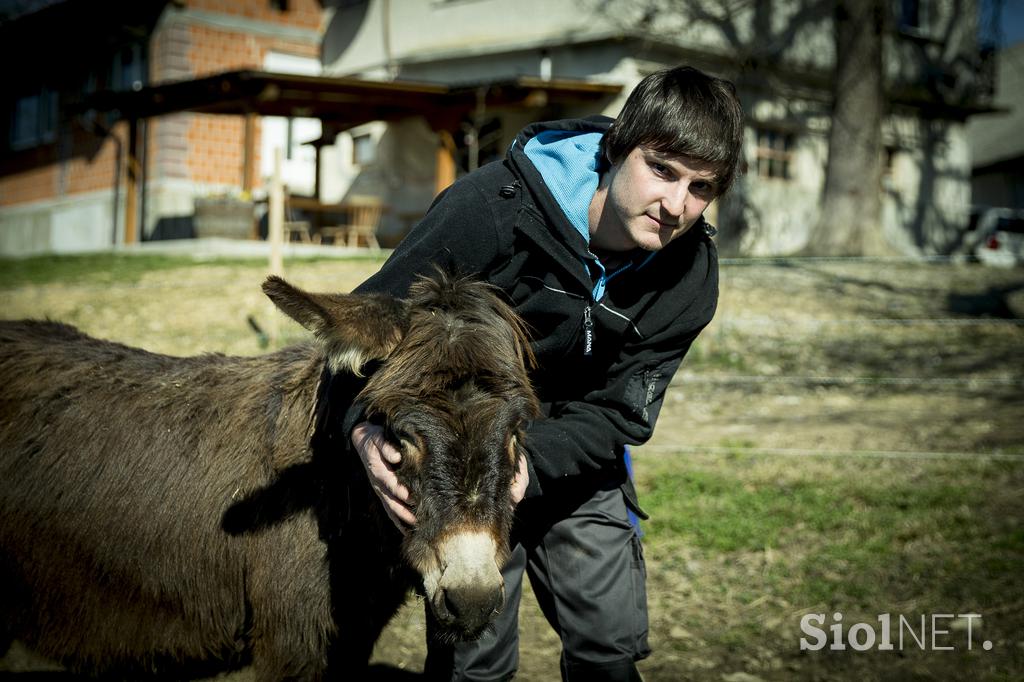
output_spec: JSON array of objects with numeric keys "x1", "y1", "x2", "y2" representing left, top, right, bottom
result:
[{"x1": 352, "y1": 117, "x2": 718, "y2": 512}]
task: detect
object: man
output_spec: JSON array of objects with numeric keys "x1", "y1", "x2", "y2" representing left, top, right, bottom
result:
[{"x1": 350, "y1": 66, "x2": 744, "y2": 681}]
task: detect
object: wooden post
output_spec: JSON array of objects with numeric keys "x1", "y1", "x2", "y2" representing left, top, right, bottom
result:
[
  {"x1": 269, "y1": 147, "x2": 284, "y2": 277},
  {"x1": 268, "y1": 147, "x2": 285, "y2": 346},
  {"x1": 243, "y1": 113, "x2": 257, "y2": 239},
  {"x1": 242, "y1": 113, "x2": 255, "y2": 197},
  {"x1": 124, "y1": 118, "x2": 140, "y2": 245},
  {"x1": 435, "y1": 130, "x2": 457, "y2": 197}
]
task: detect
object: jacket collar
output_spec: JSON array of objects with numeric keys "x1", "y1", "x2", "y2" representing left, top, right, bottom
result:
[{"x1": 507, "y1": 117, "x2": 612, "y2": 296}]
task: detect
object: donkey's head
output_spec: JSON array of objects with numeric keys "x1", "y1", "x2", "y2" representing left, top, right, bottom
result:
[{"x1": 263, "y1": 271, "x2": 539, "y2": 641}]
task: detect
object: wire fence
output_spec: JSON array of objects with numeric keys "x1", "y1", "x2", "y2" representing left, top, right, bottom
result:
[
  {"x1": 716, "y1": 316, "x2": 1024, "y2": 328},
  {"x1": 674, "y1": 374, "x2": 1024, "y2": 389},
  {"x1": 638, "y1": 444, "x2": 1024, "y2": 462},
  {"x1": 717, "y1": 255, "x2": 974, "y2": 266}
]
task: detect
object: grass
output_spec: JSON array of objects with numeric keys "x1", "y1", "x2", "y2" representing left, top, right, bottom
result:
[
  {"x1": 0, "y1": 254, "x2": 203, "y2": 288},
  {"x1": 642, "y1": 463, "x2": 848, "y2": 552},
  {"x1": 0, "y1": 252, "x2": 387, "y2": 289},
  {"x1": 633, "y1": 450, "x2": 1024, "y2": 679}
]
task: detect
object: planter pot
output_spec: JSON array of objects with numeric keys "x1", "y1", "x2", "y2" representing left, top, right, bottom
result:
[{"x1": 193, "y1": 198, "x2": 254, "y2": 239}]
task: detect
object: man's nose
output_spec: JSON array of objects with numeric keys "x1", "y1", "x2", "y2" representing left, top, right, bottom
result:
[{"x1": 661, "y1": 182, "x2": 689, "y2": 219}]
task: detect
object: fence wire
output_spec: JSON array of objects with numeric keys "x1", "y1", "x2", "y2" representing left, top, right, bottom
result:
[
  {"x1": 716, "y1": 316, "x2": 1024, "y2": 328},
  {"x1": 637, "y1": 444, "x2": 1024, "y2": 463},
  {"x1": 674, "y1": 374, "x2": 1024, "y2": 389}
]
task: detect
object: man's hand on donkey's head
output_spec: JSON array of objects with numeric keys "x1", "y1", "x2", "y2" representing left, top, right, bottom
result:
[
  {"x1": 352, "y1": 421, "x2": 417, "y2": 532},
  {"x1": 353, "y1": 421, "x2": 531, "y2": 532}
]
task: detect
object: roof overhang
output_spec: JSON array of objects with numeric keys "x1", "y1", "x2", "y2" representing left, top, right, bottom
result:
[{"x1": 80, "y1": 69, "x2": 622, "y2": 131}]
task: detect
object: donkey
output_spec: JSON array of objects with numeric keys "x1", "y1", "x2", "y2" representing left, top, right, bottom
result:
[{"x1": 0, "y1": 271, "x2": 538, "y2": 680}]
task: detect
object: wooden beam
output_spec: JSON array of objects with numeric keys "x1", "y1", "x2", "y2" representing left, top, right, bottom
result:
[
  {"x1": 242, "y1": 113, "x2": 255, "y2": 196},
  {"x1": 435, "y1": 129, "x2": 457, "y2": 198},
  {"x1": 124, "y1": 118, "x2": 140, "y2": 245},
  {"x1": 269, "y1": 147, "x2": 284, "y2": 278},
  {"x1": 268, "y1": 147, "x2": 285, "y2": 347}
]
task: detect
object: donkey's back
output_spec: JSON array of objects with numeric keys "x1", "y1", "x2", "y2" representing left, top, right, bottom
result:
[{"x1": 0, "y1": 319, "x2": 333, "y2": 679}]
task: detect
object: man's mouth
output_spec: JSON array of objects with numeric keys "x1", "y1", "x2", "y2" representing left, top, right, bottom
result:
[{"x1": 646, "y1": 214, "x2": 678, "y2": 229}]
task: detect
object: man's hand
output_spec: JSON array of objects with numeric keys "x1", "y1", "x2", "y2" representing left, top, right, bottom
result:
[
  {"x1": 353, "y1": 421, "x2": 531, "y2": 531},
  {"x1": 352, "y1": 422, "x2": 416, "y2": 531},
  {"x1": 511, "y1": 454, "x2": 529, "y2": 507}
]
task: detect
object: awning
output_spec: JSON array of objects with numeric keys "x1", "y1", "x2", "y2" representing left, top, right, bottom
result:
[{"x1": 82, "y1": 69, "x2": 622, "y2": 131}]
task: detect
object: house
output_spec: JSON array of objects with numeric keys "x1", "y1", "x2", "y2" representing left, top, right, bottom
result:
[
  {"x1": 318, "y1": 0, "x2": 994, "y2": 256},
  {"x1": 0, "y1": 0, "x2": 622, "y2": 253},
  {"x1": 0, "y1": 0, "x2": 325, "y2": 255},
  {"x1": 0, "y1": 0, "x2": 995, "y2": 257},
  {"x1": 967, "y1": 40, "x2": 1024, "y2": 210}
]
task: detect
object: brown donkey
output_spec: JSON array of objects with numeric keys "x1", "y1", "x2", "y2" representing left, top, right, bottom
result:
[{"x1": 0, "y1": 271, "x2": 538, "y2": 680}]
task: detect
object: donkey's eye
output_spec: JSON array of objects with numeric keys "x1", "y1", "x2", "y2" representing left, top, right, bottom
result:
[
  {"x1": 506, "y1": 433, "x2": 521, "y2": 463},
  {"x1": 394, "y1": 431, "x2": 425, "y2": 466}
]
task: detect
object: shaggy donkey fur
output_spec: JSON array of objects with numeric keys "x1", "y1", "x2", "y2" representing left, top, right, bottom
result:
[{"x1": 0, "y1": 272, "x2": 538, "y2": 680}]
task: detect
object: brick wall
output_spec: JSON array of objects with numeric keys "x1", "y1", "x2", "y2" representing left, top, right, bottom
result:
[
  {"x1": 190, "y1": 0, "x2": 322, "y2": 30},
  {"x1": 1, "y1": 165, "x2": 59, "y2": 206},
  {"x1": 65, "y1": 124, "x2": 126, "y2": 196},
  {"x1": 162, "y1": 0, "x2": 323, "y2": 191},
  {"x1": 1, "y1": 0, "x2": 323, "y2": 209}
]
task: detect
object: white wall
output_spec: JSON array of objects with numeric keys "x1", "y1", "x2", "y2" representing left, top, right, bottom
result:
[
  {"x1": 319, "y1": 0, "x2": 980, "y2": 256},
  {"x1": 0, "y1": 190, "x2": 119, "y2": 256},
  {"x1": 259, "y1": 52, "x2": 322, "y2": 198}
]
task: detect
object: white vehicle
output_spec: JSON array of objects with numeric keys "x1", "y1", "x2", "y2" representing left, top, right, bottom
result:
[{"x1": 964, "y1": 207, "x2": 1024, "y2": 267}]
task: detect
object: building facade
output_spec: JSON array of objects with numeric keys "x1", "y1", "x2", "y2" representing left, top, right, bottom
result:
[
  {"x1": 967, "y1": 41, "x2": 1024, "y2": 211},
  {"x1": 319, "y1": 0, "x2": 992, "y2": 256},
  {"x1": 0, "y1": 0, "x2": 325, "y2": 255},
  {"x1": 0, "y1": 0, "x2": 994, "y2": 256}
]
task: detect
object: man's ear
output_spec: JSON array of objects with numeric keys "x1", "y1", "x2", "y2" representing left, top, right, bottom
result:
[{"x1": 262, "y1": 276, "x2": 409, "y2": 376}]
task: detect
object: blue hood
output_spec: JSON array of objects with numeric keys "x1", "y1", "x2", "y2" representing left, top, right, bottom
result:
[{"x1": 523, "y1": 130, "x2": 604, "y2": 247}]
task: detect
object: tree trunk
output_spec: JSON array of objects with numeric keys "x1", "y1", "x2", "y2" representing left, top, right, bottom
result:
[{"x1": 804, "y1": 0, "x2": 891, "y2": 256}]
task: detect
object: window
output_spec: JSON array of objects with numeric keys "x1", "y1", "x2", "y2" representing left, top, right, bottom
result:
[
  {"x1": 110, "y1": 43, "x2": 146, "y2": 92},
  {"x1": 9, "y1": 89, "x2": 57, "y2": 150},
  {"x1": 456, "y1": 116, "x2": 502, "y2": 172},
  {"x1": 882, "y1": 146, "x2": 899, "y2": 189},
  {"x1": 755, "y1": 129, "x2": 794, "y2": 180},
  {"x1": 897, "y1": 0, "x2": 930, "y2": 35},
  {"x1": 996, "y1": 217, "x2": 1024, "y2": 234},
  {"x1": 352, "y1": 133, "x2": 376, "y2": 166}
]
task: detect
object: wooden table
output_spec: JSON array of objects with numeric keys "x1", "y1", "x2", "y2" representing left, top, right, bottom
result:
[{"x1": 286, "y1": 196, "x2": 386, "y2": 248}]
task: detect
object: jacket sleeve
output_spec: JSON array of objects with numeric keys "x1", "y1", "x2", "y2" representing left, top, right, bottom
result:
[{"x1": 520, "y1": 243, "x2": 718, "y2": 497}]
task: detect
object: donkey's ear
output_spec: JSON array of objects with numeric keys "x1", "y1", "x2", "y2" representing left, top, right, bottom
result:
[{"x1": 262, "y1": 276, "x2": 409, "y2": 376}]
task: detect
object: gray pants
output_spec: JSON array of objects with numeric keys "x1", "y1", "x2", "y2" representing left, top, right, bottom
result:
[{"x1": 424, "y1": 484, "x2": 650, "y2": 681}]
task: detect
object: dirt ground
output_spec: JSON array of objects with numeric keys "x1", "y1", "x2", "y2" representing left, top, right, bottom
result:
[
  {"x1": 1, "y1": 256, "x2": 1022, "y2": 680},
  {"x1": 368, "y1": 259, "x2": 1024, "y2": 681}
]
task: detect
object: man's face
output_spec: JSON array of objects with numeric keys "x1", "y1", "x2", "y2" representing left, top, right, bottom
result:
[{"x1": 590, "y1": 145, "x2": 720, "y2": 253}]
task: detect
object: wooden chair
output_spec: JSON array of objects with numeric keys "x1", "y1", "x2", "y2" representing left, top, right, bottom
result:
[
  {"x1": 283, "y1": 194, "x2": 313, "y2": 243},
  {"x1": 321, "y1": 196, "x2": 383, "y2": 250}
]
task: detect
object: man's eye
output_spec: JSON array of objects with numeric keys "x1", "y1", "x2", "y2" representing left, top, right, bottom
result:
[{"x1": 649, "y1": 162, "x2": 672, "y2": 178}]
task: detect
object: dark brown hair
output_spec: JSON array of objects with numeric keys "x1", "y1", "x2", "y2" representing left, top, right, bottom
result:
[{"x1": 601, "y1": 65, "x2": 745, "y2": 194}]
